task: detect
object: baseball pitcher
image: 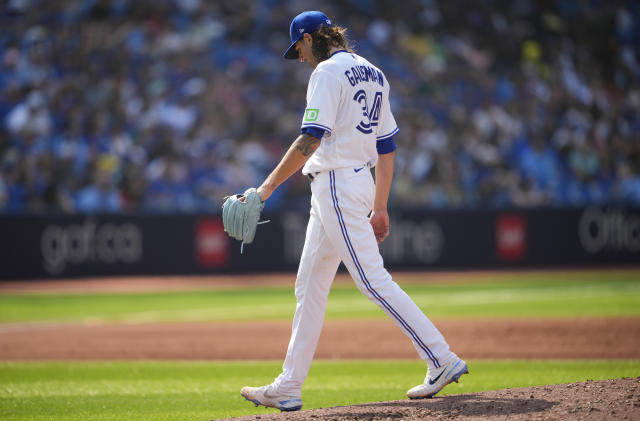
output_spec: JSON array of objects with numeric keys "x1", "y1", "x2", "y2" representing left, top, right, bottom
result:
[{"x1": 224, "y1": 11, "x2": 468, "y2": 412}]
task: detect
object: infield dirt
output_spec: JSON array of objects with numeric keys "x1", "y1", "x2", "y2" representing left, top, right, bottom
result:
[{"x1": 1, "y1": 318, "x2": 639, "y2": 360}]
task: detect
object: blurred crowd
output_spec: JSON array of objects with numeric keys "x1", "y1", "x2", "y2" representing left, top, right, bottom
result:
[{"x1": 0, "y1": 0, "x2": 639, "y2": 214}]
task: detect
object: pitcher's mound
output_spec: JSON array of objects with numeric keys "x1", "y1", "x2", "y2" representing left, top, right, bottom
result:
[{"x1": 220, "y1": 377, "x2": 640, "y2": 420}]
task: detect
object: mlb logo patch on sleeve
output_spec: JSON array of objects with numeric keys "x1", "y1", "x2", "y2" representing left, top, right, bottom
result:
[{"x1": 304, "y1": 108, "x2": 319, "y2": 122}]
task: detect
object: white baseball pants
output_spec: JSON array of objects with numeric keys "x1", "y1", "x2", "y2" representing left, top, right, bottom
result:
[{"x1": 272, "y1": 166, "x2": 457, "y2": 396}]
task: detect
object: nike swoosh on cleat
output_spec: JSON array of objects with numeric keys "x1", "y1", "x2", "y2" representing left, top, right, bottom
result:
[
  {"x1": 354, "y1": 167, "x2": 364, "y2": 172},
  {"x1": 428, "y1": 370, "x2": 445, "y2": 385}
]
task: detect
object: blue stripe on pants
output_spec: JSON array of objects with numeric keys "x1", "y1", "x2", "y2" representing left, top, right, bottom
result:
[{"x1": 328, "y1": 170, "x2": 440, "y2": 368}]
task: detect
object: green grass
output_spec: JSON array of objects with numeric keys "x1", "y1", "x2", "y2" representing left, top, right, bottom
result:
[
  {"x1": 0, "y1": 360, "x2": 638, "y2": 421},
  {"x1": 1, "y1": 272, "x2": 639, "y2": 323},
  {"x1": 1, "y1": 272, "x2": 639, "y2": 419}
]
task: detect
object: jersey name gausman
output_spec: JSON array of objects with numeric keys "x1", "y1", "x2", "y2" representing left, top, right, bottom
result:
[
  {"x1": 300, "y1": 50, "x2": 398, "y2": 175},
  {"x1": 344, "y1": 65, "x2": 384, "y2": 87}
]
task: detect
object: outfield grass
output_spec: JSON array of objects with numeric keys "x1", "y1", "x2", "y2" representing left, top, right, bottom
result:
[
  {"x1": 0, "y1": 273, "x2": 639, "y2": 323},
  {"x1": 0, "y1": 360, "x2": 638, "y2": 421}
]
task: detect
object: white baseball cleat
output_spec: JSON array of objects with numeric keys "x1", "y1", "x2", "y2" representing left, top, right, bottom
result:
[
  {"x1": 240, "y1": 385, "x2": 303, "y2": 412},
  {"x1": 407, "y1": 357, "x2": 469, "y2": 399}
]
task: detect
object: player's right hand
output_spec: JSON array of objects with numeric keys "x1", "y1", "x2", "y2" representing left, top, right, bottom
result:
[{"x1": 369, "y1": 210, "x2": 390, "y2": 243}]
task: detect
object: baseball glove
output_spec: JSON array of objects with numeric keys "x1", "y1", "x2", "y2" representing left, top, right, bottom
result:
[{"x1": 222, "y1": 187, "x2": 269, "y2": 253}]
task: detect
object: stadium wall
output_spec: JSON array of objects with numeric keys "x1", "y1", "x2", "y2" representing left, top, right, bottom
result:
[{"x1": 0, "y1": 207, "x2": 638, "y2": 280}]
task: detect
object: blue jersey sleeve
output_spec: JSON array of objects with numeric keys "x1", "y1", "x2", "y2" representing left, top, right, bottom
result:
[
  {"x1": 300, "y1": 126, "x2": 325, "y2": 140},
  {"x1": 377, "y1": 135, "x2": 397, "y2": 154}
]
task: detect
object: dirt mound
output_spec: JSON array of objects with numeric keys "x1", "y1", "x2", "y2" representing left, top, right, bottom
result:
[{"x1": 220, "y1": 377, "x2": 640, "y2": 421}]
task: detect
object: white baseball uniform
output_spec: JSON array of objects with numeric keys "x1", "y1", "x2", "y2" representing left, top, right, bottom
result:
[{"x1": 271, "y1": 50, "x2": 458, "y2": 397}]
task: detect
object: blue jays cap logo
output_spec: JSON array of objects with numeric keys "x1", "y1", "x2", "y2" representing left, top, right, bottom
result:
[{"x1": 283, "y1": 11, "x2": 334, "y2": 59}]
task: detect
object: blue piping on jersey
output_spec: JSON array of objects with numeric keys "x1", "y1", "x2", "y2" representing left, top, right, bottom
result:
[
  {"x1": 329, "y1": 49, "x2": 349, "y2": 58},
  {"x1": 301, "y1": 122, "x2": 333, "y2": 134},
  {"x1": 328, "y1": 170, "x2": 440, "y2": 368},
  {"x1": 377, "y1": 127, "x2": 399, "y2": 140}
]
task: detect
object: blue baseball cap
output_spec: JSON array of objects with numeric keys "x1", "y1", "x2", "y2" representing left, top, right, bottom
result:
[{"x1": 283, "y1": 11, "x2": 334, "y2": 59}]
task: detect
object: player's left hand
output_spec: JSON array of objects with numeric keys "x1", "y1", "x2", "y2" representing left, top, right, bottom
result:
[
  {"x1": 369, "y1": 210, "x2": 390, "y2": 244},
  {"x1": 222, "y1": 188, "x2": 266, "y2": 250}
]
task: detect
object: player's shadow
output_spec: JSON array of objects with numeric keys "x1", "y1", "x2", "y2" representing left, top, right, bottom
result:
[{"x1": 319, "y1": 394, "x2": 556, "y2": 419}]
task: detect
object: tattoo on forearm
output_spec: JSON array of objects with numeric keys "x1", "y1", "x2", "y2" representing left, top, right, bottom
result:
[{"x1": 295, "y1": 135, "x2": 320, "y2": 156}]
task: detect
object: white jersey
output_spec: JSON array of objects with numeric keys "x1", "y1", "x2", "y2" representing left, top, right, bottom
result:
[{"x1": 300, "y1": 51, "x2": 398, "y2": 175}]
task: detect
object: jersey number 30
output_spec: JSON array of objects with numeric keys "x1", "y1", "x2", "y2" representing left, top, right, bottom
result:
[{"x1": 353, "y1": 90, "x2": 382, "y2": 134}]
